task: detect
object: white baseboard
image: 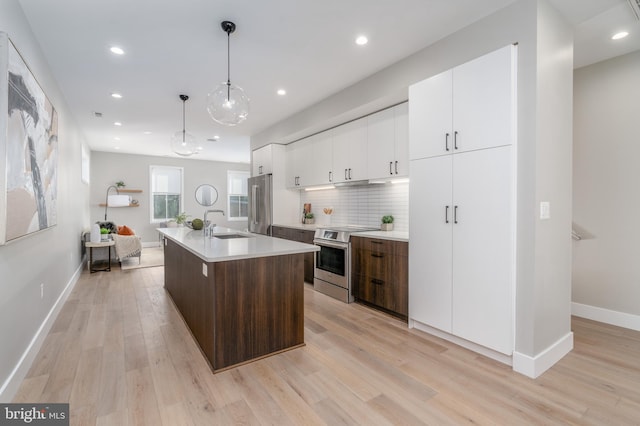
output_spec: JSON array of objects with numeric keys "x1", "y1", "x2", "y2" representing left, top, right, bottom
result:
[
  {"x1": 572, "y1": 302, "x2": 640, "y2": 332},
  {"x1": 0, "y1": 262, "x2": 83, "y2": 402},
  {"x1": 409, "y1": 319, "x2": 513, "y2": 366},
  {"x1": 513, "y1": 331, "x2": 573, "y2": 379}
]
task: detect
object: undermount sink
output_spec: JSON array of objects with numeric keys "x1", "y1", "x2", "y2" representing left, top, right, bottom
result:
[{"x1": 213, "y1": 233, "x2": 250, "y2": 239}]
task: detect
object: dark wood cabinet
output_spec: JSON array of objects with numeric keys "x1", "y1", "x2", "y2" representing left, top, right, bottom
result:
[
  {"x1": 272, "y1": 226, "x2": 315, "y2": 283},
  {"x1": 164, "y1": 238, "x2": 305, "y2": 372},
  {"x1": 351, "y1": 236, "x2": 408, "y2": 319}
]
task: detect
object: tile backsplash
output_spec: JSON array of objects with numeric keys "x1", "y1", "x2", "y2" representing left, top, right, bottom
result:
[{"x1": 299, "y1": 182, "x2": 408, "y2": 232}]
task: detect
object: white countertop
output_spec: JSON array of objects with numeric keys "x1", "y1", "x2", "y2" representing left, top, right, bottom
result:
[
  {"x1": 158, "y1": 226, "x2": 319, "y2": 263},
  {"x1": 352, "y1": 230, "x2": 409, "y2": 242},
  {"x1": 273, "y1": 223, "x2": 409, "y2": 242}
]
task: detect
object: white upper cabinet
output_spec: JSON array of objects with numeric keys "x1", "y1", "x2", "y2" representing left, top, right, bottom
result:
[
  {"x1": 332, "y1": 117, "x2": 367, "y2": 183},
  {"x1": 409, "y1": 45, "x2": 515, "y2": 160},
  {"x1": 312, "y1": 129, "x2": 334, "y2": 185},
  {"x1": 285, "y1": 136, "x2": 313, "y2": 188},
  {"x1": 367, "y1": 103, "x2": 409, "y2": 180},
  {"x1": 252, "y1": 144, "x2": 274, "y2": 176}
]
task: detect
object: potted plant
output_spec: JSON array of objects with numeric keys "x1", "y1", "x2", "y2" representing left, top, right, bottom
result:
[
  {"x1": 381, "y1": 215, "x2": 394, "y2": 231},
  {"x1": 100, "y1": 227, "x2": 110, "y2": 241},
  {"x1": 174, "y1": 212, "x2": 190, "y2": 227},
  {"x1": 304, "y1": 212, "x2": 315, "y2": 224},
  {"x1": 115, "y1": 180, "x2": 126, "y2": 189}
]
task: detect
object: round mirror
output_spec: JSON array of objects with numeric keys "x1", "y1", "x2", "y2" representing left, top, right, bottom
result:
[{"x1": 195, "y1": 184, "x2": 218, "y2": 206}]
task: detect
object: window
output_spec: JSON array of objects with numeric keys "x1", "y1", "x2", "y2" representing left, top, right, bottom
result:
[
  {"x1": 227, "y1": 170, "x2": 249, "y2": 221},
  {"x1": 150, "y1": 166, "x2": 183, "y2": 223}
]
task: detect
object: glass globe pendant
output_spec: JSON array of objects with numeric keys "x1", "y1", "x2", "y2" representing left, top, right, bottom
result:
[
  {"x1": 171, "y1": 94, "x2": 198, "y2": 156},
  {"x1": 207, "y1": 21, "x2": 250, "y2": 126}
]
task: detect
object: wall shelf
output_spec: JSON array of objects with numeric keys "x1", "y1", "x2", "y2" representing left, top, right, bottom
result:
[{"x1": 99, "y1": 203, "x2": 140, "y2": 207}]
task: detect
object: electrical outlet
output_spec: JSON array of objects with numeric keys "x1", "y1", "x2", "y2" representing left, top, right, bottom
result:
[
  {"x1": 40, "y1": 283, "x2": 44, "y2": 299},
  {"x1": 540, "y1": 201, "x2": 551, "y2": 220},
  {"x1": 202, "y1": 263, "x2": 208, "y2": 277}
]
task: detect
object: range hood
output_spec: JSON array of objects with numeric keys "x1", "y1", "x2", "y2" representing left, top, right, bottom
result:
[{"x1": 333, "y1": 179, "x2": 378, "y2": 188}]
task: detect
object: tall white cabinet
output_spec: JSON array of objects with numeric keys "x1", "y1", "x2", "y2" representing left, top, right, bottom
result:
[{"x1": 409, "y1": 45, "x2": 516, "y2": 356}]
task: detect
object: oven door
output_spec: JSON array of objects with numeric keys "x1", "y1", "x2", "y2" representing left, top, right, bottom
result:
[{"x1": 313, "y1": 239, "x2": 349, "y2": 289}]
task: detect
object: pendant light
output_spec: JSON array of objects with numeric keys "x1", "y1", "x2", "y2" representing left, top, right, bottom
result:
[
  {"x1": 206, "y1": 20, "x2": 250, "y2": 126},
  {"x1": 171, "y1": 94, "x2": 198, "y2": 156}
]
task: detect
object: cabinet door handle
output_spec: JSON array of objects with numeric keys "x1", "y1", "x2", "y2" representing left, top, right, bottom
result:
[
  {"x1": 454, "y1": 131, "x2": 459, "y2": 150},
  {"x1": 348, "y1": 168, "x2": 352, "y2": 180},
  {"x1": 259, "y1": 165, "x2": 263, "y2": 174},
  {"x1": 370, "y1": 241, "x2": 383, "y2": 245},
  {"x1": 344, "y1": 169, "x2": 348, "y2": 180},
  {"x1": 389, "y1": 162, "x2": 393, "y2": 175},
  {"x1": 395, "y1": 161, "x2": 398, "y2": 174},
  {"x1": 445, "y1": 133, "x2": 450, "y2": 151},
  {"x1": 329, "y1": 171, "x2": 333, "y2": 182},
  {"x1": 445, "y1": 205, "x2": 449, "y2": 224},
  {"x1": 371, "y1": 253, "x2": 384, "y2": 258},
  {"x1": 371, "y1": 279, "x2": 384, "y2": 285},
  {"x1": 454, "y1": 205, "x2": 458, "y2": 224}
]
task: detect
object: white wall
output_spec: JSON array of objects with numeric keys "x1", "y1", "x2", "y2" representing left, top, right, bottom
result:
[
  {"x1": 90, "y1": 151, "x2": 250, "y2": 242},
  {"x1": 572, "y1": 50, "x2": 640, "y2": 325},
  {"x1": 0, "y1": 0, "x2": 90, "y2": 400},
  {"x1": 252, "y1": 0, "x2": 574, "y2": 373}
]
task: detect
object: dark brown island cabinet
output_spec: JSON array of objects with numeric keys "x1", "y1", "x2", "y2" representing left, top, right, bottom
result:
[
  {"x1": 351, "y1": 236, "x2": 409, "y2": 320},
  {"x1": 163, "y1": 237, "x2": 306, "y2": 372},
  {"x1": 271, "y1": 226, "x2": 315, "y2": 283}
]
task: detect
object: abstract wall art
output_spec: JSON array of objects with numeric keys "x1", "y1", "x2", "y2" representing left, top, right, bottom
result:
[{"x1": 0, "y1": 33, "x2": 58, "y2": 245}]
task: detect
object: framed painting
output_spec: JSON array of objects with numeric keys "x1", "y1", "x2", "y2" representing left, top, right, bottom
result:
[{"x1": 0, "y1": 33, "x2": 59, "y2": 245}]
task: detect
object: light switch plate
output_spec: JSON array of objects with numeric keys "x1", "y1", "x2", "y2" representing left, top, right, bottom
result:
[
  {"x1": 540, "y1": 201, "x2": 551, "y2": 220},
  {"x1": 202, "y1": 263, "x2": 208, "y2": 277}
]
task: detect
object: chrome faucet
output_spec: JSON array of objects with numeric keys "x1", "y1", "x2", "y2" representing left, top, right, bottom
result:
[{"x1": 204, "y1": 209, "x2": 225, "y2": 236}]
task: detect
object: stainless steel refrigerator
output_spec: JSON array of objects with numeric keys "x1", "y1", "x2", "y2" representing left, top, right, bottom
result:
[{"x1": 247, "y1": 174, "x2": 273, "y2": 235}]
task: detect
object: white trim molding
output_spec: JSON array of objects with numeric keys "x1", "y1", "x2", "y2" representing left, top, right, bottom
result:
[
  {"x1": 513, "y1": 332, "x2": 573, "y2": 379},
  {"x1": 572, "y1": 302, "x2": 640, "y2": 332},
  {"x1": 0, "y1": 262, "x2": 83, "y2": 402}
]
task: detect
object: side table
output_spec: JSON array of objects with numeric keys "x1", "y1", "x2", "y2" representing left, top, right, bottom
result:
[{"x1": 85, "y1": 240, "x2": 116, "y2": 273}]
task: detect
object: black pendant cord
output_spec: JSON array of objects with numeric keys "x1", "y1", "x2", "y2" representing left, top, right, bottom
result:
[
  {"x1": 182, "y1": 98, "x2": 186, "y2": 142},
  {"x1": 226, "y1": 30, "x2": 231, "y2": 101}
]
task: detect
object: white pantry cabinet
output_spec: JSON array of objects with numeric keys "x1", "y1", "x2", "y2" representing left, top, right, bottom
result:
[
  {"x1": 368, "y1": 103, "x2": 409, "y2": 179},
  {"x1": 409, "y1": 45, "x2": 516, "y2": 356},
  {"x1": 409, "y1": 45, "x2": 515, "y2": 160}
]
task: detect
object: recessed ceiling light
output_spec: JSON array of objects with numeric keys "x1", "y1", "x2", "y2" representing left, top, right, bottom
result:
[
  {"x1": 114, "y1": 121, "x2": 122, "y2": 126},
  {"x1": 277, "y1": 89, "x2": 286, "y2": 96},
  {"x1": 611, "y1": 31, "x2": 629, "y2": 40},
  {"x1": 110, "y1": 46, "x2": 125, "y2": 55},
  {"x1": 143, "y1": 131, "x2": 152, "y2": 135},
  {"x1": 114, "y1": 146, "x2": 120, "y2": 150},
  {"x1": 114, "y1": 137, "x2": 121, "y2": 141},
  {"x1": 111, "y1": 93, "x2": 122, "y2": 99},
  {"x1": 355, "y1": 35, "x2": 368, "y2": 46}
]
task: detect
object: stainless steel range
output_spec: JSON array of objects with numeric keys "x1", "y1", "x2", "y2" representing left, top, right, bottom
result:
[{"x1": 313, "y1": 225, "x2": 379, "y2": 303}]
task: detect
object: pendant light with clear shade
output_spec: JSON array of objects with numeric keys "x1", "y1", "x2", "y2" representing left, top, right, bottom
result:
[
  {"x1": 171, "y1": 94, "x2": 198, "y2": 156},
  {"x1": 206, "y1": 21, "x2": 250, "y2": 126}
]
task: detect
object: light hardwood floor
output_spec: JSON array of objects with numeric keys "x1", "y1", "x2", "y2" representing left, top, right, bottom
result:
[{"x1": 13, "y1": 265, "x2": 640, "y2": 425}]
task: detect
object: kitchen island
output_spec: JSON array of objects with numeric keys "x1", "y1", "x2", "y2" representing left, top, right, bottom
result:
[{"x1": 158, "y1": 226, "x2": 318, "y2": 372}]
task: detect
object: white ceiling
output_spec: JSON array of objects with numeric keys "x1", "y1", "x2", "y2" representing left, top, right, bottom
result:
[{"x1": 16, "y1": 0, "x2": 639, "y2": 163}]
